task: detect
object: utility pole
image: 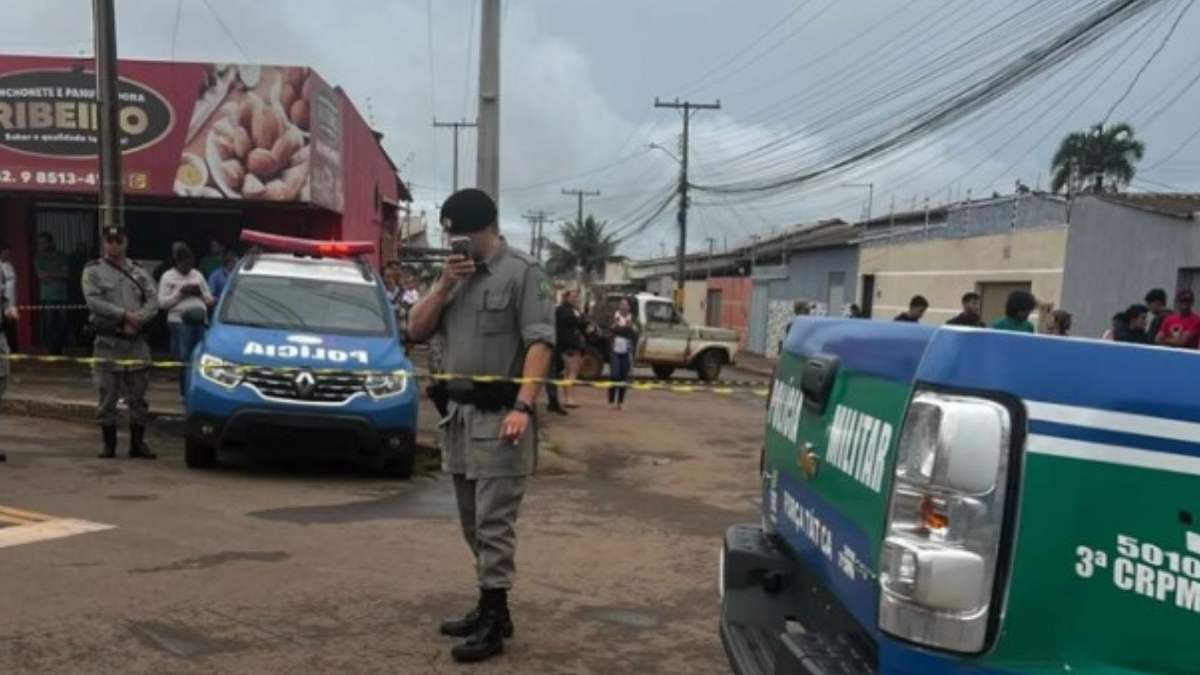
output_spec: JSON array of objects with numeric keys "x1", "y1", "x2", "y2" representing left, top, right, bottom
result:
[
  {"x1": 476, "y1": 0, "x2": 501, "y2": 203},
  {"x1": 94, "y1": 0, "x2": 123, "y2": 238},
  {"x1": 561, "y1": 188, "x2": 600, "y2": 227},
  {"x1": 523, "y1": 210, "x2": 553, "y2": 261},
  {"x1": 654, "y1": 97, "x2": 721, "y2": 309},
  {"x1": 433, "y1": 119, "x2": 477, "y2": 193}
]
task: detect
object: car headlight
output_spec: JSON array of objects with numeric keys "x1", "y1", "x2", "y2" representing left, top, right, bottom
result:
[
  {"x1": 364, "y1": 371, "x2": 410, "y2": 399},
  {"x1": 198, "y1": 353, "x2": 243, "y2": 389}
]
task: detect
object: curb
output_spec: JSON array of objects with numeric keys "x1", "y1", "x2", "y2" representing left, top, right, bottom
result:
[{"x1": 1, "y1": 395, "x2": 443, "y2": 458}]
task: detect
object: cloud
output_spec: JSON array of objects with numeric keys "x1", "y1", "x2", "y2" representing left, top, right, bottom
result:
[{"x1": 2, "y1": 0, "x2": 1194, "y2": 262}]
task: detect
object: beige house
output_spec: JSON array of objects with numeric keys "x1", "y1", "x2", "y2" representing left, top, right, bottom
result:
[{"x1": 856, "y1": 194, "x2": 1069, "y2": 325}]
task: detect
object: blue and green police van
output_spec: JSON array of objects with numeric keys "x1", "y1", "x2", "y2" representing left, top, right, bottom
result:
[{"x1": 721, "y1": 317, "x2": 1200, "y2": 675}]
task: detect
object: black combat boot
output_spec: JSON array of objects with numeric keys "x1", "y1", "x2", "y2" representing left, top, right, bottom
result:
[
  {"x1": 99, "y1": 425, "x2": 117, "y2": 459},
  {"x1": 440, "y1": 588, "x2": 515, "y2": 638},
  {"x1": 450, "y1": 588, "x2": 509, "y2": 663},
  {"x1": 129, "y1": 425, "x2": 156, "y2": 460}
]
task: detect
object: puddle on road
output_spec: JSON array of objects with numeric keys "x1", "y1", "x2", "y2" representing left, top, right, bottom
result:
[
  {"x1": 132, "y1": 551, "x2": 290, "y2": 574},
  {"x1": 247, "y1": 481, "x2": 458, "y2": 525},
  {"x1": 107, "y1": 494, "x2": 158, "y2": 502},
  {"x1": 127, "y1": 620, "x2": 246, "y2": 660},
  {"x1": 588, "y1": 608, "x2": 661, "y2": 629}
]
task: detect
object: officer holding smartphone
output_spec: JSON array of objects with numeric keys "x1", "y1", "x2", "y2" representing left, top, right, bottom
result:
[{"x1": 407, "y1": 188, "x2": 555, "y2": 663}]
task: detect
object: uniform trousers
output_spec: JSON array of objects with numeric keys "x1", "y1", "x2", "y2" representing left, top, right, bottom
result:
[
  {"x1": 94, "y1": 366, "x2": 150, "y2": 426},
  {"x1": 451, "y1": 475, "x2": 527, "y2": 590},
  {"x1": 442, "y1": 402, "x2": 534, "y2": 590}
]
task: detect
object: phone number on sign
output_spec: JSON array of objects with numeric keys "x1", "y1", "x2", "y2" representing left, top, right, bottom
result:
[{"x1": 0, "y1": 169, "x2": 99, "y2": 187}]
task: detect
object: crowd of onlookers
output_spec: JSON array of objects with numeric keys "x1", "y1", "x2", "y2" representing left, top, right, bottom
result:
[
  {"x1": 881, "y1": 286, "x2": 1200, "y2": 347},
  {"x1": 776, "y1": 283, "x2": 1200, "y2": 350}
]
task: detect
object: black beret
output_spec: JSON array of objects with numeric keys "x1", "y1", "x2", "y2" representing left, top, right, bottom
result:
[{"x1": 440, "y1": 188, "x2": 497, "y2": 234}]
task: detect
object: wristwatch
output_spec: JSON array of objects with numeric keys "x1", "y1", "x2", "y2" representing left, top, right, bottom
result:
[{"x1": 513, "y1": 400, "x2": 535, "y2": 416}]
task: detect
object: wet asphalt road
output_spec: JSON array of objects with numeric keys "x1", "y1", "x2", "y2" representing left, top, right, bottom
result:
[{"x1": 0, "y1": 377, "x2": 766, "y2": 675}]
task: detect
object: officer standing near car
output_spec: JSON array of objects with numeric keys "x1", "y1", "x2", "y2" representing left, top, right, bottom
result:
[
  {"x1": 407, "y1": 188, "x2": 555, "y2": 663},
  {"x1": 0, "y1": 251, "x2": 16, "y2": 463},
  {"x1": 82, "y1": 226, "x2": 159, "y2": 460}
]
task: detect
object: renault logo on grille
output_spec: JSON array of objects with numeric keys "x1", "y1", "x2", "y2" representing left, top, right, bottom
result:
[{"x1": 294, "y1": 371, "x2": 317, "y2": 399}]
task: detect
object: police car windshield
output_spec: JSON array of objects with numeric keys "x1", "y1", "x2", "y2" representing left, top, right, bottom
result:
[{"x1": 220, "y1": 275, "x2": 390, "y2": 336}]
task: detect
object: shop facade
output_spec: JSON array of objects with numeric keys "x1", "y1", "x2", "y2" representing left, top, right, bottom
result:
[{"x1": 0, "y1": 55, "x2": 409, "y2": 353}]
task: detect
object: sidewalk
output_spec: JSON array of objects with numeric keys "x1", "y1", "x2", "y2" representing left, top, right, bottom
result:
[
  {"x1": 732, "y1": 352, "x2": 776, "y2": 378},
  {"x1": 0, "y1": 361, "x2": 443, "y2": 450}
]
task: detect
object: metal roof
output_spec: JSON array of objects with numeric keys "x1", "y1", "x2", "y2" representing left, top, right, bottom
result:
[{"x1": 1096, "y1": 192, "x2": 1200, "y2": 219}]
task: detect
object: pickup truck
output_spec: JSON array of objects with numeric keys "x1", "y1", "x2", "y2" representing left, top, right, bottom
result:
[
  {"x1": 580, "y1": 292, "x2": 740, "y2": 382},
  {"x1": 720, "y1": 317, "x2": 1199, "y2": 675}
]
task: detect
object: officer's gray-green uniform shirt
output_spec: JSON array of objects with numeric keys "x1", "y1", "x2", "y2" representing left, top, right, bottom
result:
[
  {"x1": 82, "y1": 257, "x2": 159, "y2": 425},
  {"x1": 435, "y1": 241, "x2": 555, "y2": 479},
  {"x1": 0, "y1": 261, "x2": 10, "y2": 399}
]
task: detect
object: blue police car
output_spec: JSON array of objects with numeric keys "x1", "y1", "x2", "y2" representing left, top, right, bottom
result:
[{"x1": 184, "y1": 230, "x2": 419, "y2": 477}]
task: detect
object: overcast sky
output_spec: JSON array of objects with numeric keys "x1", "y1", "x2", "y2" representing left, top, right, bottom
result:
[{"x1": 2, "y1": 0, "x2": 1198, "y2": 258}]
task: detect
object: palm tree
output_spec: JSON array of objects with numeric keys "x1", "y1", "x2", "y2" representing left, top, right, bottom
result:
[
  {"x1": 545, "y1": 215, "x2": 618, "y2": 282},
  {"x1": 1050, "y1": 122, "x2": 1145, "y2": 195}
]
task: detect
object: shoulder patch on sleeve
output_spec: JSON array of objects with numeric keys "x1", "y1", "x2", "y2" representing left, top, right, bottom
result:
[
  {"x1": 537, "y1": 276, "x2": 551, "y2": 301},
  {"x1": 84, "y1": 259, "x2": 100, "y2": 268}
]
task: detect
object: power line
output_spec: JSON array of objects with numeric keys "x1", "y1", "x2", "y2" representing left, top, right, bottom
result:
[
  {"x1": 501, "y1": 149, "x2": 650, "y2": 194},
  {"x1": 426, "y1": 0, "x2": 440, "y2": 186},
  {"x1": 463, "y1": 0, "x2": 478, "y2": 119},
  {"x1": 691, "y1": 0, "x2": 1166, "y2": 197},
  {"x1": 170, "y1": 0, "x2": 183, "y2": 61},
  {"x1": 673, "y1": 0, "x2": 816, "y2": 96},
  {"x1": 1103, "y1": 0, "x2": 1194, "y2": 123},
  {"x1": 198, "y1": 0, "x2": 251, "y2": 61},
  {"x1": 686, "y1": 0, "x2": 839, "y2": 97}
]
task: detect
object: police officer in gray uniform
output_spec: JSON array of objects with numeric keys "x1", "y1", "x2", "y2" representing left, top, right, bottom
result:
[
  {"x1": 0, "y1": 254, "x2": 16, "y2": 463},
  {"x1": 82, "y1": 226, "x2": 159, "y2": 459},
  {"x1": 408, "y1": 188, "x2": 555, "y2": 663}
]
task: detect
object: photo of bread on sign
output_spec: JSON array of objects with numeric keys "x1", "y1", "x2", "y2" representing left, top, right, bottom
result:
[{"x1": 175, "y1": 64, "x2": 314, "y2": 202}]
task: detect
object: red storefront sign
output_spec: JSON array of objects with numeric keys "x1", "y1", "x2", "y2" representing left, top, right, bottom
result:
[{"x1": 0, "y1": 55, "x2": 345, "y2": 212}]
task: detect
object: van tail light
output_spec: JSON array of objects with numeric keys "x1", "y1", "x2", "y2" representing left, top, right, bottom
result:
[{"x1": 878, "y1": 390, "x2": 1017, "y2": 654}]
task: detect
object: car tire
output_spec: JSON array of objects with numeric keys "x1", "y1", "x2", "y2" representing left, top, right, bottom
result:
[
  {"x1": 381, "y1": 448, "x2": 417, "y2": 479},
  {"x1": 696, "y1": 351, "x2": 724, "y2": 382},
  {"x1": 185, "y1": 438, "x2": 218, "y2": 469},
  {"x1": 651, "y1": 365, "x2": 675, "y2": 380}
]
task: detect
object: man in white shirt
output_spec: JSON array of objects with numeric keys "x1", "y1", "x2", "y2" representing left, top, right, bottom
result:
[{"x1": 158, "y1": 245, "x2": 215, "y2": 397}]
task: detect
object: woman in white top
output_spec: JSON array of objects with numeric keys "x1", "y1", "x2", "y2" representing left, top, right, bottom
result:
[
  {"x1": 608, "y1": 297, "x2": 639, "y2": 410},
  {"x1": 158, "y1": 245, "x2": 215, "y2": 396}
]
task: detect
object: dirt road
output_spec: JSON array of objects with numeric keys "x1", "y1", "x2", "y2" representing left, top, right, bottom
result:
[{"x1": 0, "y1": 378, "x2": 767, "y2": 674}]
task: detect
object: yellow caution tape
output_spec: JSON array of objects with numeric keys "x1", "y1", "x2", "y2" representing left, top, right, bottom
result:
[
  {"x1": 11, "y1": 304, "x2": 90, "y2": 312},
  {"x1": 0, "y1": 352, "x2": 769, "y2": 397}
]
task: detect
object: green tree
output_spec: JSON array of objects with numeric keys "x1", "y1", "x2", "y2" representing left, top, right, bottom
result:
[
  {"x1": 1051, "y1": 122, "x2": 1145, "y2": 195},
  {"x1": 545, "y1": 215, "x2": 618, "y2": 282}
]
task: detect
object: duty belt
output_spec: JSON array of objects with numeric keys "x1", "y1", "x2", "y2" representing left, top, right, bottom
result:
[{"x1": 436, "y1": 379, "x2": 521, "y2": 413}]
